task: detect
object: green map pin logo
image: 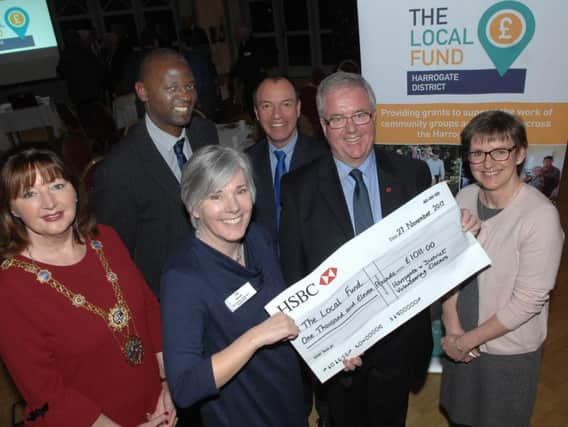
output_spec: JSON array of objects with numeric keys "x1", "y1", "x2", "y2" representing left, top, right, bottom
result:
[
  {"x1": 478, "y1": 1, "x2": 535, "y2": 76},
  {"x1": 5, "y1": 7, "x2": 30, "y2": 39}
]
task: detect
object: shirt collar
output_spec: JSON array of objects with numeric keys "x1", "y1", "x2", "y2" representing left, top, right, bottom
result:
[
  {"x1": 145, "y1": 114, "x2": 187, "y2": 150},
  {"x1": 267, "y1": 130, "x2": 298, "y2": 158},
  {"x1": 334, "y1": 148, "x2": 377, "y2": 180}
]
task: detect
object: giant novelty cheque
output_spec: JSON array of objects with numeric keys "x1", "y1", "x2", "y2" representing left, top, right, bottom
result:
[{"x1": 266, "y1": 182, "x2": 491, "y2": 382}]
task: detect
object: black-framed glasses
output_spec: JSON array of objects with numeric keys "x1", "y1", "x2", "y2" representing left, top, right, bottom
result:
[
  {"x1": 323, "y1": 111, "x2": 373, "y2": 129},
  {"x1": 467, "y1": 146, "x2": 517, "y2": 164}
]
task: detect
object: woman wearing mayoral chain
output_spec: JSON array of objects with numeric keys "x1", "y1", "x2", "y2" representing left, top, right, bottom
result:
[{"x1": 0, "y1": 144, "x2": 176, "y2": 426}]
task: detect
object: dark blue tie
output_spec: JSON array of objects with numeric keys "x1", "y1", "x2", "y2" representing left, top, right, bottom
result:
[
  {"x1": 273, "y1": 150, "x2": 287, "y2": 228},
  {"x1": 173, "y1": 138, "x2": 187, "y2": 171},
  {"x1": 350, "y1": 169, "x2": 374, "y2": 234}
]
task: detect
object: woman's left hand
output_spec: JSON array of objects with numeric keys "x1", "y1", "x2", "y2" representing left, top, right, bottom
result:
[
  {"x1": 441, "y1": 334, "x2": 479, "y2": 363},
  {"x1": 441, "y1": 334, "x2": 465, "y2": 361},
  {"x1": 460, "y1": 209, "x2": 481, "y2": 236},
  {"x1": 342, "y1": 355, "x2": 363, "y2": 371},
  {"x1": 149, "y1": 382, "x2": 177, "y2": 426}
]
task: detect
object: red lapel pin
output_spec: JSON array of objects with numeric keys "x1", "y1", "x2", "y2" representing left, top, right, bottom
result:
[{"x1": 386, "y1": 186, "x2": 392, "y2": 193}]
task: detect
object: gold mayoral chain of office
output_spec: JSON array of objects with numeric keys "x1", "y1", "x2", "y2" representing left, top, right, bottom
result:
[{"x1": 1, "y1": 240, "x2": 144, "y2": 366}]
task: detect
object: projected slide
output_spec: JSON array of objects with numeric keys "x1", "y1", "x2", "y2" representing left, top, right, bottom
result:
[{"x1": 0, "y1": 1, "x2": 57, "y2": 54}]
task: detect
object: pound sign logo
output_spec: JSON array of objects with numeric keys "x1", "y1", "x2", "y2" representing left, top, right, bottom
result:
[
  {"x1": 490, "y1": 12, "x2": 524, "y2": 47},
  {"x1": 478, "y1": 1, "x2": 535, "y2": 76},
  {"x1": 498, "y1": 17, "x2": 513, "y2": 40}
]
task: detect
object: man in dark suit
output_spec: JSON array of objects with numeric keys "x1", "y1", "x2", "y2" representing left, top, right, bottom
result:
[
  {"x1": 279, "y1": 72, "x2": 433, "y2": 427},
  {"x1": 94, "y1": 48, "x2": 218, "y2": 297},
  {"x1": 246, "y1": 76, "x2": 327, "y2": 242}
]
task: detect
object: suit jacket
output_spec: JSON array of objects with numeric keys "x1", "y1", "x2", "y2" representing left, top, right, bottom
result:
[
  {"x1": 279, "y1": 146, "x2": 433, "y2": 386},
  {"x1": 93, "y1": 117, "x2": 219, "y2": 296},
  {"x1": 245, "y1": 133, "x2": 328, "y2": 241}
]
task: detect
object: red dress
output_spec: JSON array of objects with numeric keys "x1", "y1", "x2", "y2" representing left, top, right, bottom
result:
[{"x1": 0, "y1": 225, "x2": 162, "y2": 426}]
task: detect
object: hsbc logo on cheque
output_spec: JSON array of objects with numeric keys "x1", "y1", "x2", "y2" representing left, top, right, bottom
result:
[
  {"x1": 276, "y1": 267, "x2": 338, "y2": 314},
  {"x1": 319, "y1": 267, "x2": 338, "y2": 285}
]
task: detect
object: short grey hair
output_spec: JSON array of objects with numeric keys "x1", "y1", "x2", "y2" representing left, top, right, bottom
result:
[
  {"x1": 316, "y1": 71, "x2": 377, "y2": 118},
  {"x1": 180, "y1": 145, "x2": 256, "y2": 228}
]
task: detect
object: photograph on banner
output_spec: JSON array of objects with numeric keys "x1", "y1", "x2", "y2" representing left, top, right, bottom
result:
[
  {"x1": 522, "y1": 145, "x2": 566, "y2": 202},
  {"x1": 380, "y1": 144, "x2": 463, "y2": 195}
]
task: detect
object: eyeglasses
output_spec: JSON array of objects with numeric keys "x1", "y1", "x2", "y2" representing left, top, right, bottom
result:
[
  {"x1": 467, "y1": 146, "x2": 517, "y2": 164},
  {"x1": 323, "y1": 111, "x2": 373, "y2": 129}
]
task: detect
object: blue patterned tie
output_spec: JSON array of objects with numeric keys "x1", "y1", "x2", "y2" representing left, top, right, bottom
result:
[
  {"x1": 273, "y1": 150, "x2": 287, "y2": 228},
  {"x1": 173, "y1": 138, "x2": 187, "y2": 171},
  {"x1": 350, "y1": 169, "x2": 374, "y2": 234}
]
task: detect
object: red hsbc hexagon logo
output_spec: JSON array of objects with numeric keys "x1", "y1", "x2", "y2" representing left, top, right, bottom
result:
[{"x1": 319, "y1": 267, "x2": 338, "y2": 285}]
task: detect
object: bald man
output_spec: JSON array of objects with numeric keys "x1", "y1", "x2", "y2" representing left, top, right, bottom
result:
[{"x1": 94, "y1": 48, "x2": 219, "y2": 296}]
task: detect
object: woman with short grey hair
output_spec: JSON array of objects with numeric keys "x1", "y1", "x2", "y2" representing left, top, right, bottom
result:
[
  {"x1": 180, "y1": 145, "x2": 257, "y2": 229},
  {"x1": 161, "y1": 145, "x2": 307, "y2": 427}
]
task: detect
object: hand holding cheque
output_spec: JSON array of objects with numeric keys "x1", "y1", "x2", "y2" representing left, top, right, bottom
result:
[{"x1": 266, "y1": 182, "x2": 491, "y2": 382}]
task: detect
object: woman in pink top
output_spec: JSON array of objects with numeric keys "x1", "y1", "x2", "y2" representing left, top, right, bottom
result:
[{"x1": 440, "y1": 111, "x2": 564, "y2": 427}]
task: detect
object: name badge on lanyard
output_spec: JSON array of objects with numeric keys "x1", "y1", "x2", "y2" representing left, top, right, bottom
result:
[{"x1": 225, "y1": 282, "x2": 257, "y2": 312}]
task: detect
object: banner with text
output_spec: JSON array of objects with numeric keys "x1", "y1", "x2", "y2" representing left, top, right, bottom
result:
[{"x1": 358, "y1": 0, "x2": 566, "y2": 200}]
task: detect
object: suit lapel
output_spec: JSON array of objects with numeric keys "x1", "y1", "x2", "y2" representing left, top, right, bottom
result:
[
  {"x1": 318, "y1": 155, "x2": 354, "y2": 239},
  {"x1": 186, "y1": 120, "x2": 204, "y2": 152},
  {"x1": 318, "y1": 147, "x2": 403, "y2": 237},
  {"x1": 290, "y1": 133, "x2": 307, "y2": 171},
  {"x1": 134, "y1": 124, "x2": 182, "y2": 203},
  {"x1": 375, "y1": 146, "x2": 404, "y2": 217},
  {"x1": 257, "y1": 140, "x2": 277, "y2": 216}
]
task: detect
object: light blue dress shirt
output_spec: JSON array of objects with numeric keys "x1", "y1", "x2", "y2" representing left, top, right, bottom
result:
[
  {"x1": 145, "y1": 114, "x2": 191, "y2": 182},
  {"x1": 267, "y1": 131, "x2": 298, "y2": 182},
  {"x1": 334, "y1": 150, "x2": 383, "y2": 233}
]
